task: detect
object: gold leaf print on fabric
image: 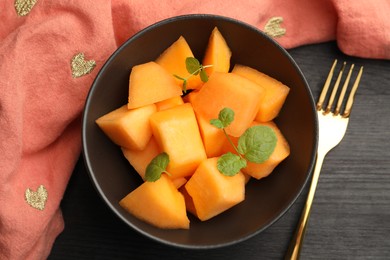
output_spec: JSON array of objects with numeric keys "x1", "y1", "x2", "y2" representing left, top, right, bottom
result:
[
  {"x1": 14, "y1": 0, "x2": 38, "y2": 16},
  {"x1": 264, "y1": 17, "x2": 286, "y2": 38},
  {"x1": 71, "y1": 53, "x2": 96, "y2": 78},
  {"x1": 25, "y1": 185, "x2": 48, "y2": 210}
]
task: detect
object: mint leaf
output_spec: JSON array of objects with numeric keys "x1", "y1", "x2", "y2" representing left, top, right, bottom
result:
[
  {"x1": 210, "y1": 119, "x2": 224, "y2": 129},
  {"x1": 199, "y1": 69, "x2": 208, "y2": 82},
  {"x1": 211, "y1": 108, "x2": 278, "y2": 176},
  {"x1": 175, "y1": 57, "x2": 212, "y2": 92},
  {"x1": 238, "y1": 125, "x2": 277, "y2": 163},
  {"x1": 210, "y1": 108, "x2": 234, "y2": 129},
  {"x1": 217, "y1": 152, "x2": 247, "y2": 176},
  {"x1": 218, "y1": 107, "x2": 234, "y2": 128},
  {"x1": 186, "y1": 57, "x2": 201, "y2": 75},
  {"x1": 145, "y1": 152, "x2": 170, "y2": 182}
]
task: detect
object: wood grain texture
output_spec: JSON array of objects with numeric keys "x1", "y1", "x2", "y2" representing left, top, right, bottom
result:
[{"x1": 49, "y1": 42, "x2": 390, "y2": 260}]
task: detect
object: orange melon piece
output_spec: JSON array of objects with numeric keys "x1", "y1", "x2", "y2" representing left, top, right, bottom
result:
[
  {"x1": 182, "y1": 90, "x2": 199, "y2": 104},
  {"x1": 241, "y1": 121, "x2": 290, "y2": 179},
  {"x1": 191, "y1": 72, "x2": 265, "y2": 137},
  {"x1": 232, "y1": 64, "x2": 290, "y2": 122},
  {"x1": 127, "y1": 61, "x2": 182, "y2": 109},
  {"x1": 172, "y1": 177, "x2": 187, "y2": 189},
  {"x1": 220, "y1": 133, "x2": 239, "y2": 155},
  {"x1": 155, "y1": 96, "x2": 184, "y2": 111},
  {"x1": 95, "y1": 104, "x2": 156, "y2": 150},
  {"x1": 156, "y1": 36, "x2": 203, "y2": 90},
  {"x1": 202, "y1": 27, "x2": 232, "y2": 76},
  {"x1": 149, "y1": 103, "x2": 207, "y2": 179},
  {"x1": 243, "y1": 173, "x2": 252, "y2": 184},
  {"x1": 195, "y1": 112, "x2": 226, "y2": 158},
  {"x1": 184, "y1": 157, "x2": 245, "y2": 221},
  {"x1": 210, "y1": 133, "x2": 252, "y2": 186},
  {"x1": 179, "y1": 185, "x2": 197, "y2": 216},
  {"x1": 119, "y1": 174, "x2": 190, "y2": 229},
  {"x1": 121, "y1": 137, "x2": 161, "y2": 180}
]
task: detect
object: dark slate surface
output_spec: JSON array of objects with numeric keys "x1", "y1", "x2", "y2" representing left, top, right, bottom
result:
[{"x1": 49, "y1": 41, "x2": 390, "y2": 260}]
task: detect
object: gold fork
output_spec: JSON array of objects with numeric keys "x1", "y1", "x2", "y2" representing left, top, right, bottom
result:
[{"x1": 285, "y1": 59, "x2": 364, "y2": 260}]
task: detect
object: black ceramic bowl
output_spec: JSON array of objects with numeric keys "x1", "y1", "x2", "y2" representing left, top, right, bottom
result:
[{"x1": 82, "y1": 14, "x2": 318, "y2": 249}]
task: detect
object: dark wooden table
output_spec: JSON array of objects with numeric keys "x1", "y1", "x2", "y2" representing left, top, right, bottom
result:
[{"x1": 49, "y1": 41, "x2": 390, "y2": 259}]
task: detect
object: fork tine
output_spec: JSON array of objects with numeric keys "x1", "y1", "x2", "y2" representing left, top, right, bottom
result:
[
  {"x1": 342, "y1": 66, "x2": 363, "y2": 117},
  {"x1": 325, "y1": 62, "x2": 346, "y2": 114},
  {"x1": 317, "y1": 59, "x2": 337, "y2": 110},
  {"x1": 334, "y1": 64, "x2": 355, "y2": 116}
]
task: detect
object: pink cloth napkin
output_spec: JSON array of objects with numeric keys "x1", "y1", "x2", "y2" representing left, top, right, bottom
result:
[{"x1": 0, "y1": 0, "x2": 389, "y2": 259}]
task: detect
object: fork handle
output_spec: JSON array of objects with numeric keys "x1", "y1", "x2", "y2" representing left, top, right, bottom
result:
[{"x1": 285, "y1": 152, "x2": 325, "y2": 260}]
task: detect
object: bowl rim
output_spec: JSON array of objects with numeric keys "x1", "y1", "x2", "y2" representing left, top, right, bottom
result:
[{"x1": 82, "y1": 13, "x2": 319, "y2": 249}]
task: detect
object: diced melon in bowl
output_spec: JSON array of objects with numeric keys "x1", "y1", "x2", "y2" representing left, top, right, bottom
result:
[
  {"x1": 184, "y1": 157, "x2": 246, "y2": 221},
  {"x1": 83, "y1": 15, "x2": 317, "y2": 248},
  {"x1": 172, "y1": 177, "x2": 188, "y2": 189},
  {"x1": 182, "y1": 89, "x2": 199, "y2": 104},
  {"x1": 155, "y1": 96, "x2": 184, "y2": 111},
  {"x1": 156, "y1": 36, "x2": 203, "y2": 90},
  {"x1": 119, "y1": 174, "x2": 190, "y2": 229},
  {"x1": 220, "y1": 121, "x2": 290, "y2": 180},
  {"x1": 195, "y1": 112, "x2": 226, "y2": 158},
  {"x1": 191, "y1": 72, "x2": 265, "y2": 137},
  {"x1": 179, "y1": 185, "x2": 197, "y2": 216},
  {"x1": 149, "y1": 103, "x2": 207, "y2": 179},
  {"x1": 127, "y1": 61, "x2": 182, "y2": 109},
  {"x1": 232, "y1": 64, "x2": 290, "y2": 122},
  {"x1": 243, "y1": 173, "x2": 252, "y2": 184},
  {"x1": 95, "y1": 104, "x2": 156, "y2": 150},
  {"x1": 121, "y1": 137, "x2": 161, "y2": 180},
  {"x1": 202, "y1": 27, "x2": 232, "y2": 76},
  {"x1": 241, "y1": 121, "x2": 290, "y2": 179}
]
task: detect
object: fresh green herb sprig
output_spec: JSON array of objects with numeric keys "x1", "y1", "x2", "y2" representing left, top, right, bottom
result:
[
  {"x1": 145, "y1": 152, "x2": 170, "y2": 182},
  {"x1": 210, "y1": 108, "x2": 277, "y2": 176},
  {"x1": 174, "y1": 57, "x2": 212, "y2": 93}
]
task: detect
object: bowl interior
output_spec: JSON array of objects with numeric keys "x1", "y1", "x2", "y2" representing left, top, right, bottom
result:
[{"x1": 82, "y1": 14, "x2": 317, "y2": 248}]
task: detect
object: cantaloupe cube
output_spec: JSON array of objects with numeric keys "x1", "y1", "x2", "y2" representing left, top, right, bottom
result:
[
  {"x1": 184, "y1": 157, "x2": 245, "y2": 221},
  {"x1": 202, "y1": 27, "x2": 232, "y2": 76},
  {"x1": 156, "y1": 36, "x2": 203, "y2": 90},
  {"x1": 179, "y1": 185, "x2": 197, "y2": 216},
  {"x1": 96, "y1": 104, "x2": 156, "y2": 150},
  {"x1": 127, "y1": 61, "x2": 182, "y2": 109},
  {"x1": 195, "y1": 112, "x2": 226, "y2": 158},
  {"x1": 232, "y1": 64, "x2": 290, "y2": 122},
  {"x1": 121, "y1": 137, "x2": 161, "y2": 180},
  {"x1": 155, "y1": 96, "x2": 184, "y2": 111},
  {"x1": 220, "y1": 133, "x2": 238, "y2": 155},
  {"x1": 242, "y1": 121, "x2": 290, "y2": 179},
  {"x1": 243, "y1": 173, "x2": 252, "y2": 184},
  {"x1": 119, "y1": 174, "x2": 190, "y2": 229},
  {"x1": 172, "y1": 177, "x2": 187, "y2": 189},
  {"x1": 149, "y1": 103, "x2": 207, "y2": 179},
  {"x1": 191, "y1": 72, "x2": 265, "y2": 137},
  {"x1": 182, "y1": 90, "x2": 199, "y2": 104}
]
